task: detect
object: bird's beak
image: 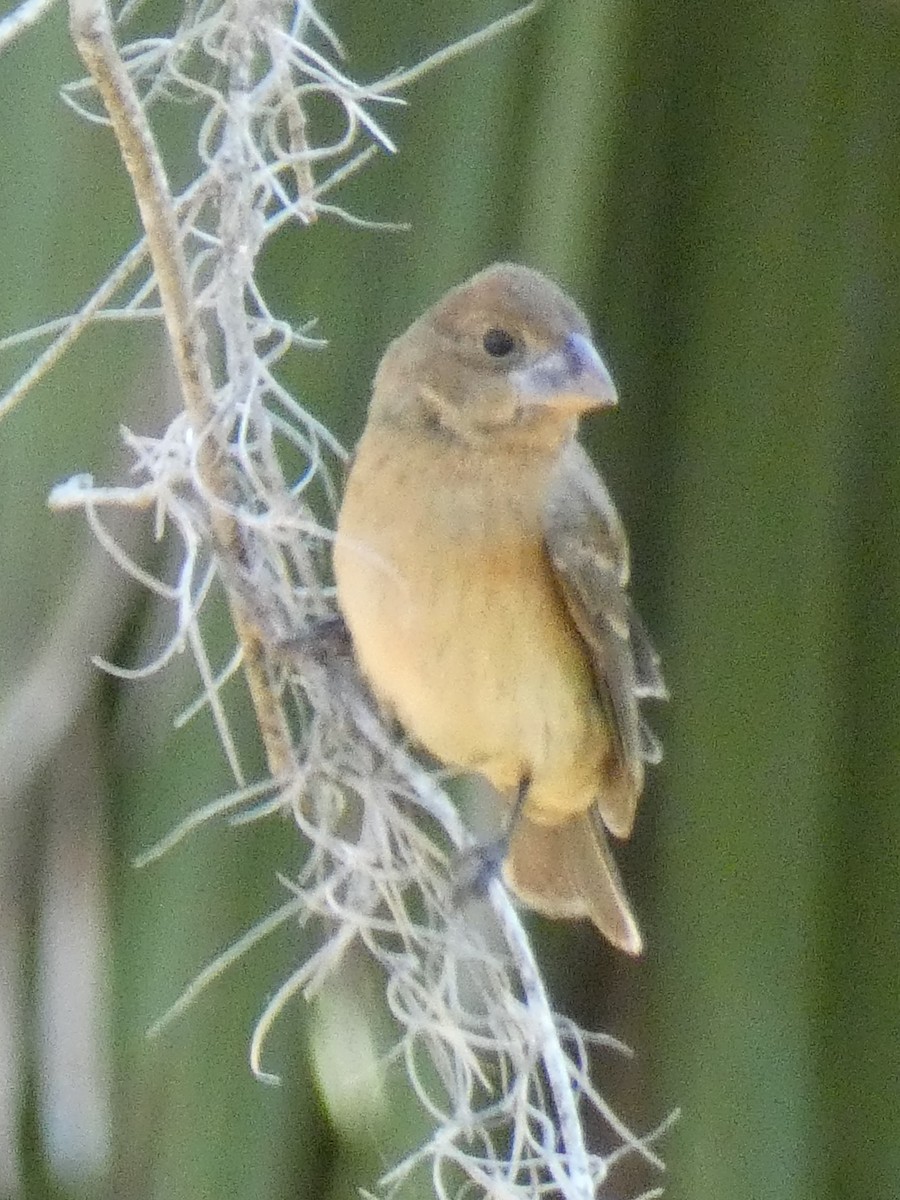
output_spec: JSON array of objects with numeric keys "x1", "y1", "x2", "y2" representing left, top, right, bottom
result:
[{"x1": 513, "y1": 333, "x2": 618, "y2": 415}]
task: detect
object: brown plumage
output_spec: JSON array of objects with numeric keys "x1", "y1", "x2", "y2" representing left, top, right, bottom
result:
[{"x1": 333, "y1": 263, "x2": 665, "y2": 954}]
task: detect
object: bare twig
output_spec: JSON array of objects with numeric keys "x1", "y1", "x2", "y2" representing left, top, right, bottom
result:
[
  {"x1": 0, "y1": 0, "x2": 58, "y2": 54},
  {"x1": 69, "y1": 0, "x2": 297, "y2": 779}
]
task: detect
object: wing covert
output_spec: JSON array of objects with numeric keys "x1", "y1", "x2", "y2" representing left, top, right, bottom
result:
[{"x1": 543, "y1": 441, "x2": 665, "y2": 838}]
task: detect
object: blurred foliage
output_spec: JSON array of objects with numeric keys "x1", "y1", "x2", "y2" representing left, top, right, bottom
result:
[{"x1": 0, "y1": 1, "x2": 898, "y2": 1199}]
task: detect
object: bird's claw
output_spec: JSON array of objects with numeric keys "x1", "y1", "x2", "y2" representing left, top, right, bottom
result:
[{"x1": 452, "y1": 836, "x2": 508, "y2": 904}]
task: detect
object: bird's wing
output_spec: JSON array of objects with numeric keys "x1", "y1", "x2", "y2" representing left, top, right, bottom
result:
[{"x1": 542, "y1": 440, "x2": 665, "y2": 838}]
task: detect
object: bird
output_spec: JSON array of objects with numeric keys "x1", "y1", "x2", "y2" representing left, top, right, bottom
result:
[{"x1": 333, "y1": 263, "x2": 665, "y2": 954}]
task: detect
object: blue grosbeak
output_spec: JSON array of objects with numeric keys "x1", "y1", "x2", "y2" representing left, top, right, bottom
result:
[{"x1": 334, "y1": 264, "x2": 665, "y2": 953}]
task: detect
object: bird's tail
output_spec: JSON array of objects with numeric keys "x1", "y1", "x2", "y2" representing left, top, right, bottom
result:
[{"x1": 502, "y1": 808, "x2": 642, "y2": 955}]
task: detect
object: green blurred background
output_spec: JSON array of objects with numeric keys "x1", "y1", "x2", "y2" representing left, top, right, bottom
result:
[{"x1": 1, "y1": 1, "x2": 898, "y2": 1198}]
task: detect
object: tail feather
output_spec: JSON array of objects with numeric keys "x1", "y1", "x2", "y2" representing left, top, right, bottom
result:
[{"x1": 502, "y1": 809, "x2": 642, "y2": 955}]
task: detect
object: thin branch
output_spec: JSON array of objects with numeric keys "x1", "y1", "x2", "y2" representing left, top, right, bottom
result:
[
  {"x1": 489, "y1": 880, "x2": 596, "y2": 1199},
  {"x1": 0, "y1": 0, "x2": 57, "y2": 54},
  {"x1": 374, "y1": 0, "x2": 543, "y2": 94},
  {"x1": 0, "y1": 177, "x2": 208, "y2": 424},
  {"x1": 68, "y1": 0, "x2": 297, "y2": 780}
]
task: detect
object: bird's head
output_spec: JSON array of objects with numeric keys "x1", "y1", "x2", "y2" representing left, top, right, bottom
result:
[{"x1": 370, "y1": 263, "x2": 618, "y2": 450}]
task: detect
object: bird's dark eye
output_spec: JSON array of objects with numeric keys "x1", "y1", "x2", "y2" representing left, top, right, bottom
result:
[{"x1": 482, "y1": 328, "x2": 516, "y2": 358}]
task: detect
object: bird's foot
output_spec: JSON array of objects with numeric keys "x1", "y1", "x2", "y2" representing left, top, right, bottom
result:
[
  {"x1": 278, "y1": 613, "x2": 353, "y2": 665},
  {"x1": 451, "y1": 775, "x2": 531, "y2": 904},
  {"x1": 452, "y1": 836, "x2": 508, "y2": 903}
]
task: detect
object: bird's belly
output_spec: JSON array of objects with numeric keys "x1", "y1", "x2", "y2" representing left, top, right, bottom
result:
[{"x1": 335, "y1": 527, "x2": 607, "y2": 821}]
